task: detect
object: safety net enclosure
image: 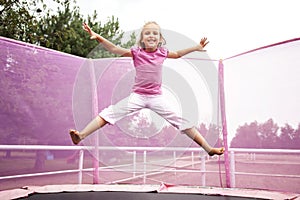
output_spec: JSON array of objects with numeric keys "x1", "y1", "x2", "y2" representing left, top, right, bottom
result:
[
  {"x1": 223, "y1": 38, "x2": 300, "y2": 147},
  {"x1": 0, "y1": 35, "x2": 223, "y2": 188},
  {"x1": 221, "y1": 38, "x2": 300, "y2": 193},
  {"x1": 0, "y1": 37, "x2": 87, "y2": 184},
  {"x1": 0, "y1": 36, "x2": 300, "y2": 199}
]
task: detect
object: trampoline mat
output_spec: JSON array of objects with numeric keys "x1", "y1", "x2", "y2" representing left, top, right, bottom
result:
[
  {"x1": 18, "y1": 191, "x2": 258, "y2": 200},
  {"x1": 2, "y1": 184, "x2": 299, "y2": 200}
]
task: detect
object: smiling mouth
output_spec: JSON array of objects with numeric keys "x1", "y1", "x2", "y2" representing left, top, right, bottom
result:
[{"x1": 147, "y1": 40, "x2": 157, "y2": 44}]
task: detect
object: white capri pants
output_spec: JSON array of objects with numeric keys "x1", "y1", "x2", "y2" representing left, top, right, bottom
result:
[{"x1": 99, "y1": 92, "x2": 193, "y2": 131}]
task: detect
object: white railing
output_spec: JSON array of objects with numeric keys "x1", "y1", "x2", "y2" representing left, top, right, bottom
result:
[
  {"x1": 0, "y1": 145, "x2": 300, "y2": 188},
  {"x1": 0, "y1": 145, "x2": 93, "y2": 184},
  {"x1": 229, "y1": 148, "x2": 300, "y2": 187},
  {"x1": 0, "y1": 145, "x2": 210, "y2": 185}
]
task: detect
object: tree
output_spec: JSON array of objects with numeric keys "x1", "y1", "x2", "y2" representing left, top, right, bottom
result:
[
  {"x1": 293, "y1": 124, "x2": 300, "y2": 149},
  {"x1": 279, "y1": 123, "x2": 299, "y2": 149},
  {"x1": 230, "y1": 121, "x2": 261, "y2": 148},
  {"x1": 258, "y1": 119, "x2": 279, "y2": 148},
  {"x1": 0, "y1": 0, "x2": 136, "y2": 58},
  {"x1": 230, "y1": 119, "x2": 300, "y2": 149},
  {"x1": 0, "y1": 0, "x2": 41, "y2": 43}
]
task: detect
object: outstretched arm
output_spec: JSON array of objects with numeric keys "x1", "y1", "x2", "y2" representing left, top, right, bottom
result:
[
  {"x1": 83, "y1": 22, "x2": 132, "y2": 57},
  {"x1": 167, "y1": 37, "x2": 209, "y2": 58}
]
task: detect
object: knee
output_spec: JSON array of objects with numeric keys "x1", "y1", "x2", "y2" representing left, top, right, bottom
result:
[
  {"x1": 97, "y1": 115, "x2": 108, "y2": 127},
  {"x1": 182, "y1": 126, "x2": 195, "y2": 134}
]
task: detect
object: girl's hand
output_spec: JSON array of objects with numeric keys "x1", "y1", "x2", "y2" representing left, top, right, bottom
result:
[
  {"x1": 82, "y1": 22, "x2": 98, "y2": 40},
  {"x1": 199, "y1": 37, "x2": 209, "y2": 51}
]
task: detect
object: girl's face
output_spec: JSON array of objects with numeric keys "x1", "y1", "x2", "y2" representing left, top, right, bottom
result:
[{"x1": 141, "y1": 23, "x2": 161, "y2": 52}]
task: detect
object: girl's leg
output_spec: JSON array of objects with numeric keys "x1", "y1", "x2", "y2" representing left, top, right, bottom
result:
[
  {"x1": 69, "y1": 116, "x2": 107, "y2": 145},
  {"x1": 148, "y1": 95, "x2": 224, "y2": 156},
  {"x1": 70, "y1": 93, "x2": 145, "y2": 145},
  {"x1": 183, "y1": 127, "x2": 224, "y2": 156}
]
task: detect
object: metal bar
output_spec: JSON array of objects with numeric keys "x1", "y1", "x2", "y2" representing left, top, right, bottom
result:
[
  {"x1": 1, "y1": 145, "x2": 299, "y2": 186},
  {"x1": 89, "y1": 59, "x2": 100, "y2": 184},
  {"x1": 133, "y1": 151, "x2": 136, "y2": 178},
  {"x1": 201, "y1": 154, "x2": 206, "y2": 186},
  {"x1": 143, "y1": 151, "x2": 147, "y2": 184},
  {"x1": 173, "y1": 151, "x2": 177, "y2": 176},
  {"x1": 218, "y1": 59, "x2": 231, "y2": 187},
  {"x1": 78, "y1": 150, "x2": 84, "y2": 184},
  {"x1": 191, "y1": 152, "x2": 194, "y2": 168},
  {"x1": 2, "y1": 145, "x2": 298, "y2": 154},
  {"x1": 0, "y1": 169, "x2": 81, "y2": 180},
  {"x1": 230, "y1": 151, "x2": 236, "y2": 187}
]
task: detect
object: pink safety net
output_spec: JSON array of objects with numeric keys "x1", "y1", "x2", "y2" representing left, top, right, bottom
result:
[
  {"x1": 0, "y1": 37, "x2": 85, "y2": 187},
  {"x1": 0, "y1": 36, "x2": 299, "y2": 195},
  {"x1": 224, "y1": 38, "x2": 300, "y2": 145},
  {"x1": 0, "y1": 35, "x2": 223, "y2": 190},
  {"x1": 221, "y1": 38, "x2": 300, "y2": 193}
]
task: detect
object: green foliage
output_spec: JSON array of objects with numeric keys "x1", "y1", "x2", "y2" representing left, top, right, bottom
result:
[
  {"x1": 0, "y1": 0, "x2": 39, "y2": 43},
  {"x1": 0, "y1": 0, "x2": 136, "y2": 58},
  {"x1": 230, "y1": 119, "x2": 300, "y2": 149}
]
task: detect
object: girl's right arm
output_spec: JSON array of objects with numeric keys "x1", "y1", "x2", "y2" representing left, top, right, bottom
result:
[{"x1": 83, "y1": 22, "x2": 132, "y2": 57}]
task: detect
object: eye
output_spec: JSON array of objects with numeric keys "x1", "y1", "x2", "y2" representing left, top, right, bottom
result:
[
  {"x1": 153, "y1": 31, "x2": 159, "y2": 35},
  {"x1": 144, "y1": 31, "x2": 151, "y2": 35}
]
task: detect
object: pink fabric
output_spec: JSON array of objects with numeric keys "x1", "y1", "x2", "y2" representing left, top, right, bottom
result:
[
  {"x1": 1, "y1": 36, "x2": 300, "y2": 194},
  {"x1": 131, "y1": 47, "x2": 168, "y2": 95}
]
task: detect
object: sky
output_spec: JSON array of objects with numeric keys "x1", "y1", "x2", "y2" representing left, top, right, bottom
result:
[
  {"x1": 71, "y1": 0, "x2": 300, "y2": 142},
  {"x1": 76, "y1": 0, "x2": 300, "y2": 59}
]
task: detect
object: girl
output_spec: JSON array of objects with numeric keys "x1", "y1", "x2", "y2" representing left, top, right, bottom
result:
[{"x1": 70, "y1": 21, "x2": 224, "y2": 156}]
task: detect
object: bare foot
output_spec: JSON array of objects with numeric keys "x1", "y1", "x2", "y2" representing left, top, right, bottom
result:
[
  {"x1": 69, "y1": 129, "x2": 81, "y2": 145},
  {"x1": 208, "y1": 147, "x2": 225, "y2": 156}
]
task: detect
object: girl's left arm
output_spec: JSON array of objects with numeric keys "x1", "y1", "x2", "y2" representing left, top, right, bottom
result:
[{"x1": 167, "y1": 37, "x2": 209, "y2": 59}]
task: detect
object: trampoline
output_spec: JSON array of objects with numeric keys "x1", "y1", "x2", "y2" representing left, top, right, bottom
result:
[
  {"x1": 1, "y1": 33, "x2": 300, "y2": 200},
  {"x1": 2, "y1": 184, "x2": 299, "y2": 200},
  {"x1": 11, "y1": 191, "x2": 268, "y2": 200}
]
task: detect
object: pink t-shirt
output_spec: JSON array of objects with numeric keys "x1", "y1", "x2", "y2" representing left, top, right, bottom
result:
[{"x1": 131, "y1": 47, "x2": 168, "y2": 95}]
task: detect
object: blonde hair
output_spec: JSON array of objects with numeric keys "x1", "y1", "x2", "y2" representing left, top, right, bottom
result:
[{"x1": 138, "y1": 21, "x2": 166, "y2": 48}]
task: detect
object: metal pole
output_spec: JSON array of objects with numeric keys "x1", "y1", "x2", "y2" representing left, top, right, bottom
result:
[
  {"x1": 192, "y1": 152, "x2": 194, "y2": 168},
  {"x1": 173, "y1": 151, "x2": 177, "y2": 176},
  {"x1": 201, "y1": 154, "x2": 206, "y2": 186},
  {"x1": 218, "y1": 59, "x2": 231, "y2": 187},
  {"x1": 143, "y1": 151, "x2": 147, "y2": 184},
  {"x1": 78, "y1": 150, "x2": 84, "y2": 184},
  {"x1": 133, "y1": 151, "x2": 136, "y2": 178},
  {"x1": 230, "y1": 150, "x2": 236, "y2": 187},
  {"x1": 89, "y1": 59, "x2": 99, "y2": 184}
]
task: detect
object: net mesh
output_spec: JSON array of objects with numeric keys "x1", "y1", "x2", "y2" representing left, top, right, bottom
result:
[
  {"x1": 0, "y1": 36, "x2": 299, "y2": 193},
  {"x1": 224, "y1": 39, "x2": 300, "y2": 146}
]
